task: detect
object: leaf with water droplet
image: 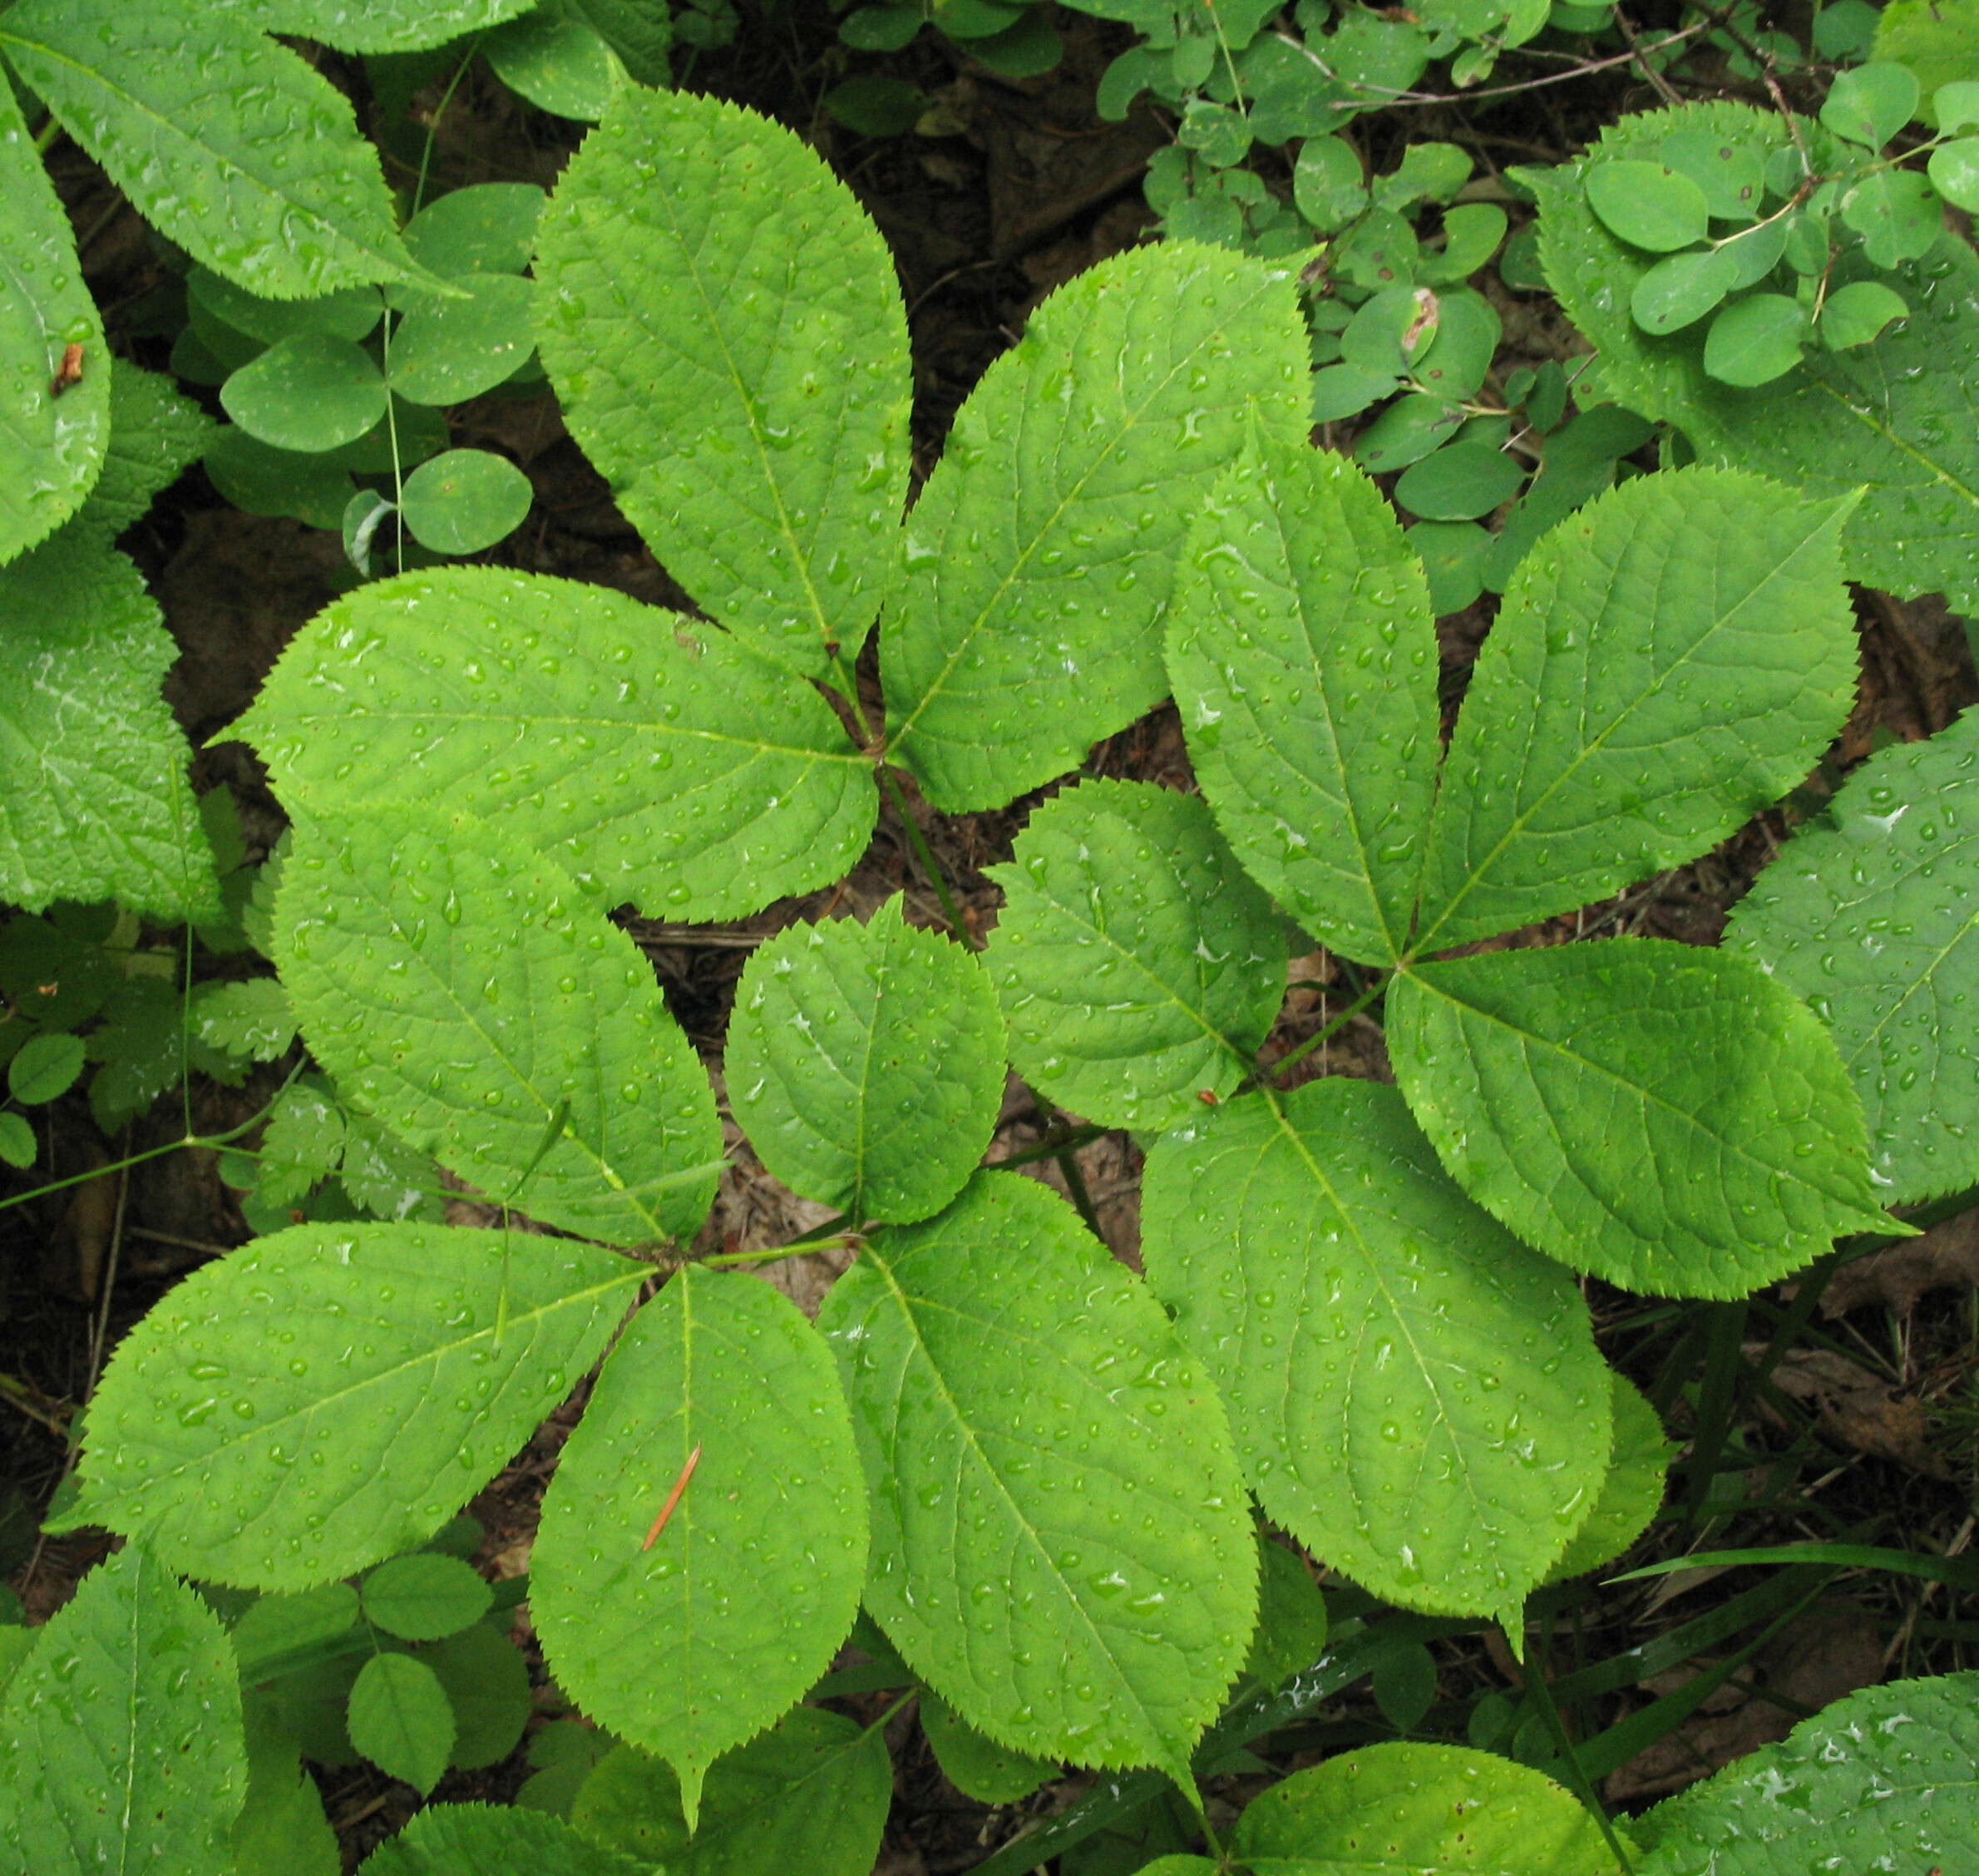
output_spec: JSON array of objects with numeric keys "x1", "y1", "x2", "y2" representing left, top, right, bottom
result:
[
  {"x1": 534, "y1": 1267, "x2": 866, "y2": 1830},
  {"x1": 819, "y1": 1172, "x2": 1255, "y2": 1786},
  {"x1": 1389, "y1": 940, "x2": 1901, "y2": 1296},
  {"x1": 985, "y1": 780, "x2": 1285, "y2": 1127},
  {"x1": 1142, "y1": 1079, "x2": 1610, "y2": 1616},
  {"x1": 1726, "y1": 704, "x2": 1979, "y2": 1206},
  {"x1": 57, "y1": 1222, "x2": 641, "y2": 1588},
  {"x1": 0, "y1": 1543, "x2": 246, "y2": 1874},
  {"x1": 358, "y1": 1801, "x2": 653, "y2": 1874},
  {"x1": 727, "y1": 894, "x2": 1004, "y2": 1222}
]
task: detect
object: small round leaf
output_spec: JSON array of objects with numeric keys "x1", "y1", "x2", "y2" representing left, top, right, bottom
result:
[
  {"x1": 1928, "y1": 136, "x2": 1979, "y2": 211},
  {"x1": 361, "y1": 1553, "x2": 494, "y2": 1641},
  {"x1": 1702, "y1": 292, "x2": 1807, "y2": 385},
  {"x1": 1820, "y1": 59, "x2": 1922, "y2": 148},
  {"x1": 1630, "y1": 244, "x2": 1740, "y2": 333},
  {"x1": 1819, "y1": 278, "x2": 1911, "y2": 348},
  {"x1": 7, "y1": 1029, "x2": 86, "y2": 1104},
  {"x1": 483, "y1": 12, "x2": 618, "y2": 119},
  {"x1": 1293, "y1": 132, "x2": 1367, "y2": 232},
  {"x1": 1394, "y1": 441, "x2": 1524, "y2": 520},
  {"x1": 0, "y1": 1112, "x2": 34, "y2": 1168},
  {"x1": 1841, "y1": 168, "x2": 1946, "y2": 267},
  {"x1": 1936, "y1": 80, "x2": 1979, "y2": 132},
  {"x1": 219, "y1": 333, "x2": 388, "y2": 453},
  {"x1": 348, "y1": 1651, "x2": 455, "y2": 1795},
  {"x1": 398, "y1": 449, "x2": 532, "y2": 553},
  {"x1": 401, "y1": 184, "x2": 546, "y2": 279},
  {"x1": 1585, "y1": 160, "x2": 1710, "y2": 250},
  {"x1": 388, "y1": 274, "x2": 536, "y2": 405},
  {"x1": 1658, "y1": 126, "x2": 1765, "y2": 220}
]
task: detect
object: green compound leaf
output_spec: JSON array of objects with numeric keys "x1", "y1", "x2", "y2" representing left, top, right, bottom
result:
[
  {"x1": 361, "y1": 1553, "x2": 494, "y2": 1641},
  {"x1": 361, "y1": 1804, "x2": 654, "y2": 1876},
  {"x1": 389, "y1": 274, "x2": 537, "y2": 405},
  {"x1": 1548, "y1": 1371, "x2": 1671, "y2": 1582},
  {"x1": 1234, "y1": 1741, "x2": 1624, "y2": 1874},
  {"x1": 274, "y1": 801, "x2": 721, "y2": 1245},
  {"x1": 233, "y1": 1733, "x2": 338, "y2": 1876},
  {"x1": 1412, "y1": 468, "x2": 1860, "y2": 954},
  {"x1": 8, "y1": 1030, "x2": 86, "y2": 1104},
  {"x1": 0, "y1": 1545, "x2": 247, "y2": 1876},
  {"x1": 1244, "y1": 1538, "x2": 1330, "y2": 1689},
  {"x1": 1819, "y1": 278, "x2": 1912, "y2": 348},
  {"x1": 1820, "y1": 59, "x2": 1922, "y2": 149},
  {"x1": 1167, "y1": 428, "x2": 1440, "y2": 966},
  {"x1": 1634, "y1": 1671, "x2": 1979, "y2": 1875},
  {"x1": 398, "y1": 448, "x2": 534, "y2": 554},
  {"x1": 920, "y1": 1691, "x2": 1058, "y2": 1804},
  {"x1": 1726, "y1": 706, "x2": 1979, "y2": 1205},
  {"x1": 402, "y1": 185, "x2": 546, "y2": 279},
  {"x1": 726, "y1": 896, "x2": 1004, "y2": 1223},
  {"x1": 220, "y1": 334, "x2": 389, "y2": 452},
  {"x1": 62, "y1": 1222, "x2": 641, "y2": 1588},
  {"x1": 985, "y1": 779, "x2": 1286, "y2": 1128},
  {"x1": 533, "y1": 1267, "x2": 866, "y2": 1829},
  {"x1": 572, "y1": 1707, "x2": 892, "y2": 1876},
  {"x1": 73, "y1": 360, "x2": 216, "y2": 548},
  {"x1": 534, "y1": 86, "x2": 911, "y2": 680},
  {"x1": 885, "y1": 243, "x2": 1309, "y2": 812},
  {"x1": 818, "y1": 1172, "x2": 1256, "y2": 1787},
  {"x1": 0, "y1": 540, "x2": 217, "y2": 922},
  {"x1": 348, "y1": 1652, "x2": 454, "y2": 1795},
  {"x1": 234, "y1": 567, "x2": 876, "y2": 922},
  {"x1": 422, "y1": 1620, "x2": 531, "y2": 1770},
  {"x1": 254, "y1": 0, "x2": 538, "y2": 53},
  {"x1": 0, "y1": 80, "x2": 106, "y2": 565},
  {"x1": 0, "y1": 0, "x2": 422, "y2": 300},
  {"x1": 1585, "y1": 160, "x2": 1710, "y2": 250},
  {"x1": 1387, "y1": 940, "x2": 1895, "y2": 1297},
  {"x1": 1142, "y1": 1080, "x2": 1610, "y2": 1616},
  {"x1": 485, "y1": 11, "x2": 621, "y2": 121},
  {"x1": 1702, "y1": 292, "x2": 1807, "y2": 387},
  {"x1": 1532, "y1": 99, "x2": 1979, "y2": 613}
]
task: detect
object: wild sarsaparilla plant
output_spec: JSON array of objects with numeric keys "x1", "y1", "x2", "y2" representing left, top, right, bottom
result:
[{"x1": 9, "y1": 77, "x2": 1976, "y2": 1874}]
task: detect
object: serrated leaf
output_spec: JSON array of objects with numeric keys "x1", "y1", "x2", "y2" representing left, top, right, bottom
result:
[
  {"x1": 237, "y1": 559, "x2": 875, "y2": 926},
  {"x1": 818, "y1": 1172, "x2": 1256, "y2": 1785},
  {"x1": 985, "y1": 780, "x2": 1286, "y2": 1128},
  {"x1": 71, "y1": 360, "x2": 215, "y2": 548},
  {"x1": 420, "y1": 1621, "x2": 531, "y2": 1770},
  {"x1": 349, "y1": 1651, "x2": 454, "y2": 1794},
  {"x1": 1548, "y1": 1372, "x2": 1670, "y2": 1582},
  {"x1": 0, "y1": 0, "x2": 422, "y2": 299},
  {"x1": 363, "y1": 1553, "x2": 493, "y2": 1640},
  {"x1": 0, "y1": 540, "x2": 218, "y2": 922},
  {"x1": 533, "y1": 1267, "x2": 866, "y2": 1826},
  {"x1": 7, "y1": 1029, "x2": 85, "y2": 1103},
  {"x1": 1725, "y1": 707, "x2": 1979, "y2": 1204},
  {"x1": 0, "y1": 1545, "x2": 246, "y2": 1876},
  {"x1": 338, "y1": 1113, "x2": 446, "y2": 1224},
  {"x1": 274, "y1": 801, "x2": 721, "y2": 1244},
  {"x1": 1234, "y1": 1741, "x2": 1623, "y2": 1874},
  {"x1": 0, "y1": 80, "x2": 106, "y2": 567},
  {"x1": 190, "y1": 978, "x2": 296, "y2": 1063},
  {"x1": 232, "y1": 1732, "x2": 339, "y2": 1876},
  {"x1": 1142, "y1": 1080, "x2": 1609, "y2": 1615},
  {"x1": 362, "y1": 1803, "x2": 654, "y2": 1875},
  {"x1": 1532, "y1": 99, "x2": 1979, "y2": 612},
  {"x1": 726, "y1": 896, "x2": 1003, "y2": 1222},
  {"x1": 534, "y1": 86, "x2": 910, "y2": 679},
  {"x1": 1244, "y1": 1538, "x2": 1330, "y2": 1688},
  {"x1": 884, "y1": 244, "x2": 1309, "y2": 811},
  {"x1": 253, "y1": 0, "x2": 538, "y2": 52},
  {"x1": 1412, "y1": 469, "x2": 1860, "y2": 953},
  {"x1": 256, "y1": 1079, "x2": 348, "y2": 1207},
  {"x1": 1166, "y1": 428, "x2": 1440, "y2": 965},
  {"x1": 230, "y1": 1581, "x2": 360, "y2": 1676},
  {"x1": 572, "y1": 1708, "x2": 892, "y2": 1876},
  {"x1": 1634, "y1": 1671, "x2": 1979, "y2": 1874},
  {"x1": 1387, "y1": 940, "x2": 1895, "y2": 1296},
  {"x1": 921, "y1": 1691, "x2": 1057, "y2": 1804},
  {"x1": 62, "y1": 1222, "x2": 642, "y2": 1588}
]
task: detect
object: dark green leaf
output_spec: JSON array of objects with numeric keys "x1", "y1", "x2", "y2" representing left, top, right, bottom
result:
[
  {"x1": 483, "y1": 12, "x2": 619, "y2": 120},
  {"x1": 1819, "y1": 278, "x2": 1910, "y2": 347},
  {"x1": 360, "y1": 1804, "x2": 650, "y2": 1875},
  {"x1": 362, "y1": 1553, "x2": 493, "y2": 1640},
  {"x1": 348, "y1": 1652, "x2": 453, "y2": 1794},
  {"x1": 1702, "y1": 292, "x2": 1807, "y2": 385},
  {"x1": 1630, "y1": 245, "x2": 1740, "y2": 333},
  {"x1": 221, "y1": 335, "x2": 389, "y2": 453},
  {"x1": 398, "y1": 448, "x2": 532, "y2": 552},
  {"x1": 1393, "y1": 441, "x2": 1523, "y2": 520},
  {"x1": 7, "y1": 1030, "x2": 85, "y2": 1104}
]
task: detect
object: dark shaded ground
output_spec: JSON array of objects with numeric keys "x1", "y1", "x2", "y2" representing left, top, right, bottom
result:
[{"x1": 5, "y1": 4, "x2": 1978, "y2": 1869}]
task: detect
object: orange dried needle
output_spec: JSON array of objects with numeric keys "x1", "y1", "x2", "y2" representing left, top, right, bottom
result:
[{"x1": 641, "y1": 1443, "x2": 702, "y2": 1552}]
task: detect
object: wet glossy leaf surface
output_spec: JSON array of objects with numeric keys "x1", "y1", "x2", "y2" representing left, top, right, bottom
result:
[
  {"x1": 254, "y1": 0, "x2": 537, "y2": 53},
  {"x1": 1142, "y1": 1079, "x2": 1609, "y2": 1615},
  {"x1": 534, "y1": 1268, "x2": 866, "y2": 1824},
  {"x1": 819, "y1": 1173, "x2": 1256, "y2": 1785},
  {"x1": 72, "y1": 361, "x2": 215, "y2": 547},
  {"x1": 359, "y1": 1803, "x2": 652, "y2": 1874},
  {"x1": 885, "y1": 244, "x2": 1309, "y2": 810},
  {"x1": 0, "y1": 1544, "x2": 245, "y2": 1876},
  {"x1": 1413, "y1": 470, "x2": 1860, "y2": 951},
  {"x1": 1547, "y1": 1371, "x2": 1671, "y2": 1582},
  {"x1": 1727, "y1": 704, "x2": 1979, "y2": 1205},
  {"x1": 534, "y1": 87, "x2": 911, "y2": 679},
  {"x1": 63, "y1": 1222, "x2": 640, "y2": 1587},
  {"x1": 986, "y1": 780, "x2": 1286, "y2": 1128},
  {"x1": 388, "y1": 274, "x2": 536, "y2": 404},
  {"x1": 1389, "y1": 940, "x2": 1893, "y2": 1296},
  {"x1": 236, "y1": 566, "x2": 876, "y2": 921},
  {"x1": 1167, "y1": 432, "x2": 1439, "y2": 965},
  {"x1": 274, "y1": 802, "x2": 721, "y2": 1244},
  {"x1": 727, "y1": 896, "x2": 1004, "y2": 1222},
  {"x1": 2, "y1": 0, "x2": 420, "y2": 299}
]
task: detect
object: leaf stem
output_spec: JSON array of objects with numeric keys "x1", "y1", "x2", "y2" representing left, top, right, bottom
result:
[
  {"x1": 1507, "y1": 1612, "x2": 1636, "y2": 1874},
  {"x1": 1256, "y1": 974, "x2": 1387, "y2": 1089},
  {"x1": 878, "y1": 765, "x2": 967, "y2": 940}
]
